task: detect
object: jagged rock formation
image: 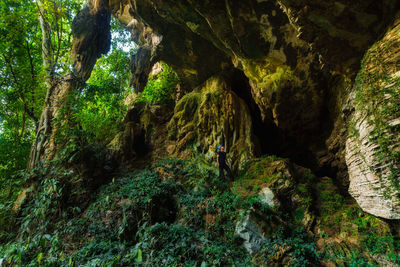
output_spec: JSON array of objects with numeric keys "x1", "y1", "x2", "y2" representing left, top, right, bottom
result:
[
  {"x1": 345, "y1": 18, "x2": 400, "y2": 219},
  {"x1": 167, "y1": 75, "x2": 256, "y2": 171},
  {"x1": 106, "y1": 0, "x2": 400, "y2": 218},
  {"x1": 110, "y1": 100, "x2": 173, "y2": 163},
  {"x1": 29, "y1": 0, "x2": 400, "y2": 220},
  {"x1": 235, "y1": 209, "x2": 285, "y2": 255}
]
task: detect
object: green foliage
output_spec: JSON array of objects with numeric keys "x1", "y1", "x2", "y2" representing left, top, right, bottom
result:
[
  {"x1": 0, "y1": 157, "x2": 320, "y2": 266},
  {"x1": 0, "y1": 131, "x2": 31, "y2": 202},
  {"x1": 0, "y1": 0, "x2": 84, "y2": 237},
  {"x1": 256, "y1": 227, "x2": 319, "y2": 266},
  {"x1": 75, "y1": 88, "x2": 126, "y2": 145},
  {"x1": 138, "y1": 62, "x2": 179, "y2": 105},
  {"x1": 316, "y1": 177, "x2": 400, "y2": 265},
  {"x1": 53, "y1": 24, "x2": 133, "y2": 159}
]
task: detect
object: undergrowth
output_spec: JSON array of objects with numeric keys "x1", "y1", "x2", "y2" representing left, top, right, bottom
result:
[
  {"x1": 316, "y1": 177, "x2": 400, "y2": 265},
  {"x1": 0, "y1": 157, "x2": 321, "y2": 266},
  {"x1": 3, "y1": 156, "x2": 399, "y2": 266}
]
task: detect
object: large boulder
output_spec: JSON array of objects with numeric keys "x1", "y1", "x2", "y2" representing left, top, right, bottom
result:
[
  {"x1": 234, "y1": 156, "x2": 316, "y2": 231},
  {"x1": 235, "y1": 209, "x2": 285, "y2": 255}
]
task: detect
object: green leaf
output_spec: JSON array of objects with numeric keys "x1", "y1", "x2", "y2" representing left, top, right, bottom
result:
[
  {"x1": 37, "y1": 252, "x2": 43, "y2": 264},
  {"x1": 136, "y1": 248, "x2": 142, "y2": 262}
]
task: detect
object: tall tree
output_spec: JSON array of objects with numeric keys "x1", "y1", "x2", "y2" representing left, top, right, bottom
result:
[
  {"x1": 0, "y1": 0, "x2": 84, "y2": 197},
  {"x1": 29, "y1": 0, "x2": 111, "y2": 168}
]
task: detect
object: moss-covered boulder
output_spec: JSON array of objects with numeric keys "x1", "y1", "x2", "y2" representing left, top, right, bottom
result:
[
  {"x1": 167, "y1": 75, "x2": 257, "y2": 171},
  {"x1": 233, "y1": 156, "x2": 316, "y2": 231}
]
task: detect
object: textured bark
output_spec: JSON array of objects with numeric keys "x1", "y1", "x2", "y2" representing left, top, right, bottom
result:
[{"x1": 29, "y1": 0, "x2": 111, "y2": 168}]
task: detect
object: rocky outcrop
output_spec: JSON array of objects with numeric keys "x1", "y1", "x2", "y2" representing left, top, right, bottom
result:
[
  {"x1": 106, "y1": 0, "x2": 399, "y2": 180},
  {"x1": 235, "y1": 209, "x2": 285, "y2": 255},
  {"x1": 278, "y1": 0, "x2": 397, "y2": 73},
  {"x1": 167, "y1": 75, "x2": 257, "y2": 171},
  {"x1": 110, "y1": 100, "x2": 174, "y2": 162},
  {"x1": 29, "y1": 0, "x2": 400, "y2": 220},
  {"x1": 234, "y1": 156, "x2": 315, "y2": 231},
  {"x1": 345, "y1": 18, "x2": 400, "y2": 219},
  {"x1": 110, "y1": 0, "x2": 328, "y2": 160}
]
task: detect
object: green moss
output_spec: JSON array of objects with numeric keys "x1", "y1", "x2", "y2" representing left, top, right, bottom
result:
[
  {"x1": 167, "y1": 92, "x2": 201, "y2": 140},
  {"x1": 241, "y1": 58, "x2": 296, "y2": 93},
  {"x1": 166, "y1": 75, "x2": 255, "y2": 170},
  {"x1": 186, "y1": 21, "x2": 200, "y2": 32}
]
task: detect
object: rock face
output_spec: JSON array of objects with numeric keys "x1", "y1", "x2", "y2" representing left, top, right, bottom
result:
[
  {"x1": 110, "y1": 101, "x2": 174, "y2": 162},
  {"x1": 234, "y1": 157, "x2": 315, "y2": 230},
  {"x1": 234, "y1": 156, "x2": 317, "y2": 255},
  {"x1": 278, "y1": 0, "x2": 397, "y2": 73},
  {"x1": 107, "y1": 0, "x2": 399, "y2": 175},
  {"x1": 167, "y1": 75, "x2": 257, "y2": 171},
  {"x1": 345, "y1": 18, "x2": 400, "y2": 219},
  {"x1": 235, "y1": 210, "x2": 283, "y2": 255},
  {"x1": 29, "y1": 0, "x2": 400, "y2": 219}
]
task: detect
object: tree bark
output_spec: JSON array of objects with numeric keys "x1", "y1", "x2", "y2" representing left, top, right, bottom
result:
[
  {"x1": 37, "y1": 0, "x2": 54, "y2": 89},
  {"x1": 28, "y1": 0, "x2": 111, "y2": 169}
]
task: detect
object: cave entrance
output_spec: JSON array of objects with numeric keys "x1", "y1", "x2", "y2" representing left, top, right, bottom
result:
[{"x1": 226, "y1": 68, "x2": 333, "y2": 176}]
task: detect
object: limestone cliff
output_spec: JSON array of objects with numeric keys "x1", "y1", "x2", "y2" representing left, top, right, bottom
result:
[
  {"x1": 167, "y1": 75, "x2": 256, "y2": 171},
  {"x1": 346, "y1": 18, "x2": 400, "y2": 219},
  {"x1": 105, "y1": 0, "x2": 400, "y2": 219},
  {"x1": 29, "y1": 0, "x2": 400, "y2": 220}
]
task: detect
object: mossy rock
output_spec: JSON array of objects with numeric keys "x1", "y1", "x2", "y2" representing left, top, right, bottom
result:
[
  {"x1": 167, "y1": 75, "x2": 257, "y2": 171},
  {"x1": 233, "y1": 156, "x2": 315, "y2": 230},
  {"x1": 345, "y1": 18, "x2": 400, "y2": 219}
]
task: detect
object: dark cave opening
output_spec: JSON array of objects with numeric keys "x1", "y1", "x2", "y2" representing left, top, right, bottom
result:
[
  {"x1": 226, "y1": 68, "x2": 338, "y2": 179},
  {"x1": 134, "y1": 128, "x2": 149, "y2": 157},
  {"x1": 224, "y1": 68, "x2": 280, "y2": 156}
]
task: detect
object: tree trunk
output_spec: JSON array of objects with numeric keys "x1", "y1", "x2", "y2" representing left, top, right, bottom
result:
[
  {"x1": 37, "y1": 0, "x2": 54, "y2": 89},
  {"x1": 28, "y1": 0, "x2": 111, "y2": 169}
]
